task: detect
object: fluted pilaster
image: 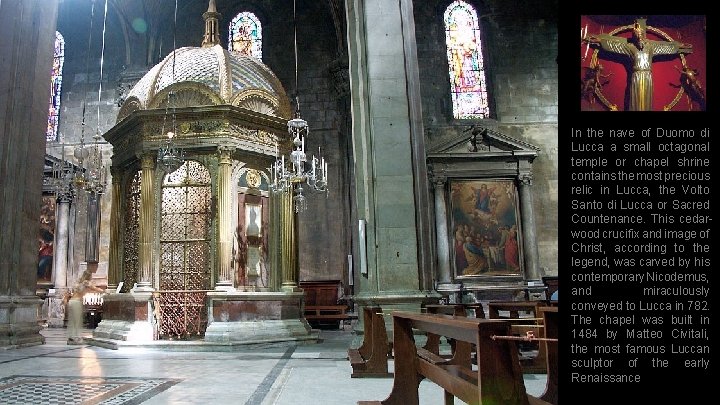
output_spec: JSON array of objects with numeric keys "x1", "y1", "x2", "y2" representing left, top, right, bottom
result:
[
  {"x1": 107, "y1": 168, "x2": 122, "y2": 290},
  {"x1": 216, "y1": 147, "x2": 234, "y2": 290},
  {"x1": 280, "y1": 187, "x2": 298, "y2": 292},
  {"x1": 137, "y1": 154, "x2": 156, "y2": 290}
]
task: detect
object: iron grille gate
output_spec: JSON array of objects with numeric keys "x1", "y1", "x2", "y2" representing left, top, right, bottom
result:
[
  {"x1": 155, "y1": 161, "x2": 212, "y2": 340},
  {"x1": 152, "y1": 290, "x2": 211, "y2": 339}
]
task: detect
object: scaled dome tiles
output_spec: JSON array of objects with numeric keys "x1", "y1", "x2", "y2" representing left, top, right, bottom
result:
[{"x1": 118, "y1": 45, "x2": 290, "y2": 122}]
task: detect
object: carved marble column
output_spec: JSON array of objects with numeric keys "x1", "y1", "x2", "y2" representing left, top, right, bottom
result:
[
  {"x1": 216, "y1": 147, "x2": 234, "y2": 290},
  {"x1": 432, "y1": 176, "x2": 459, "y2": 294},
  {"x1": 136, "y1": 153, "x2": 156, "y2": 291},
  {"x1": 48, "y1": 190, "x2": 72, "y2": 327},
  {"x1": 280, "y1": 186, "x2": 299, "y2": 292},
  {"x1": 52, "y1": 192, "x2": 73, "y2": 291},
  {"x1": 107, "y1": 167, "x2": 122, "y2": 291},
  {"x1": 518, "y1": 174, "x2": 541, "y2": 281}
]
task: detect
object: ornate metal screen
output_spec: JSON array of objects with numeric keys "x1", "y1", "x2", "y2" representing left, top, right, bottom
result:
[
  {"x1": 122, "y1": 171, "x2": 141, "y2": 293},
  {"x1": 152, "y1": 290, "x2": 209, "y2": 339},
  {"x1": 156, "y1": 160, "x2": 211, "y2": 339}
]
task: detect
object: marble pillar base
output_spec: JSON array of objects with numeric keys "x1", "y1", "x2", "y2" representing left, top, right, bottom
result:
[
  {"x1": 46, "y1": 294, "x2": 68, "y2": 328},
  {"x1": 204, "y1": 291, "x2": 318, "y2": 344},
  {"x1": 0, "y1": 296, "x2": 45, "y2": 348},
  {"x1": 436, "y1": 283, "x2": 463, "y2": 303},
  {"x1": 89, "y1": 291, "x2": 319, "y2": 348},
  {"x1": 91, "y1": 292, "x2": 154, "y2": 342},
  {"x1": 204, "y1": 319, "x2": 317, "y2": 344}
]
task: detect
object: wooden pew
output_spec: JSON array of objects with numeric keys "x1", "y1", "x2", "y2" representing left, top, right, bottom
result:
[
  {"x1": 538, "y1": 306, "x2": 558, "y2": 405},
  {"x1": 425, "y1": 303, "x2": 485, "y2": 318},
  {"x1": 358, "y1": 311, "x2": 552, "y2": 405},
  {"x1": 422, "y1": 303, "x2": 485, "y2": 360},
  {"x1": 348, "y1": 305, "x2": 392, "y2": 378},
  {"x1": 487, "y1": 300, "x2": 547, "y2": 373},
  {"x1": 300, "y1": 280, "x2": 350, "y2": 329}
]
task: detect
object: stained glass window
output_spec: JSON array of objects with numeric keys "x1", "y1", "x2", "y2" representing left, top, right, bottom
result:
[
  {"x1": 444, "y1": 1, "x2": 490, "y2": 119},
  {"x1": 229, "y1": 12, "x2": 262, "y2": 59},
  {"x1": 47, "y1": 31, "x2": 65, "y2": 141}
]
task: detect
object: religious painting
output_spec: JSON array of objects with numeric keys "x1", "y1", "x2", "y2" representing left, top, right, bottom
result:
[
  {"x1": 580, "y1": 15, "x2": 706, "y2": 111},
  {"x1": 449, "y1": 179, "x2": 522, "y2": 277},
  {"x1": 38, "y1": 196, "x2": 56, "y2": 283}
]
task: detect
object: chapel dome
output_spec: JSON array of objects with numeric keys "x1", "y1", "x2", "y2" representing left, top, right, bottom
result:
[{"x1": 117, "y1": 45, "x2": 292, "y2": 123}]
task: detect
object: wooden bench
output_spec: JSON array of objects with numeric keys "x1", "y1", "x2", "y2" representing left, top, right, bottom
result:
[
  {"x1": 487, "y1": 300, "x2": 547, "y2": 373},
  {"x1": 358, "y1": 311, "x2": 552, "y2": 405},
  {"x1": 300, "y1": 280, "x2": 350, "y2": 329},
  {"x1": 305, "y1": 305, "x2": 351, "y2": 320},
  {"x1": 348, "y1": 305, "x2": 392, "y2": 378},
  {"x1": 422, "y1": 303, "x2": 485, "y2": 358},
  {"x1": 538, "y1": 306, "x2": 558, "y2": 405}
]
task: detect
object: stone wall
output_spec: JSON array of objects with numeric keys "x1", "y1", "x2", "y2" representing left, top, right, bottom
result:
[{"x1": 414, "y1": 0, "x2": 559, "y2": 275}]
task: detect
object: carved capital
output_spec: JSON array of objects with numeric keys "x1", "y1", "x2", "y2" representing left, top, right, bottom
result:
[
  {"x1": 518, "y1": 173, "x2": 533, "y2": 186},
  {"x1": 432, "y1": 176, "x2": 447, "y2": 188},
  {"x1": 218, "y1": 146, "x2": 234, "y2": 164},
  {"x1": 56, "y1": 189, "x2": 75, "y2": 203},
  {"x1": 140, "y1": 153, "x2": 156, "y2": 170}
]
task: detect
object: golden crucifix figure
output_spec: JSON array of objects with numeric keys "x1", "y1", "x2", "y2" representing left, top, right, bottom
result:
[{"x1": 584, "y1": 18, "x2": 692, "y2": 111}]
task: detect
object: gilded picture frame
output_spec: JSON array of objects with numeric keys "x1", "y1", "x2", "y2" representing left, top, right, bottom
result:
[{"x1": 449, "y1": 179, "x2": 523, "y2": 278}]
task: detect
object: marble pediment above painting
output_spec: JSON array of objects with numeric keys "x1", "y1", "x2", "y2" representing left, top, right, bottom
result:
[{"x1": 427, "y1": 125, "x2": 540, "y2": 160}]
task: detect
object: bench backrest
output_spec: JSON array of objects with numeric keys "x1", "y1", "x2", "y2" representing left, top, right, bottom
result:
[
  {"x1": 300, "y1": 280, "x2": 343, "y2": 306},
  {"x1": 391, "y1": 311, "x2": 531, "y2": 405}
]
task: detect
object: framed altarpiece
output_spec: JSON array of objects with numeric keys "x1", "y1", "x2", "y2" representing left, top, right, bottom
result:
[
  {"x1": 427, "y1": 125, "x2": 541, "y2": 299},
  {"x1": 449, "y1": 179, "x2": 522, "y2": 277}
]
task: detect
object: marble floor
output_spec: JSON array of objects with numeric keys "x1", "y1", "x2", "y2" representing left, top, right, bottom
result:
[{"x1": 0, "y1": 325, "x2": 548, "y2": 405}]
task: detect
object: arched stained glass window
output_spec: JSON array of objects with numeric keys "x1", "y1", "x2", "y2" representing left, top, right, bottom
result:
[
  {"x1": 229, "y1": 12, "x2": 262, "y2": 59},
  {"x1": 444, "y1": 1, "x2": 490, "y2": 119},
  {"x1": 47, "y1": 31, "x2": 65, "y2": 141}
]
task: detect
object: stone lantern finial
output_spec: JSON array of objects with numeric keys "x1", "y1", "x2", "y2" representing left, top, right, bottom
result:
[{"x1": 202, "y1": 0, "x2": 221, "y2": 47}]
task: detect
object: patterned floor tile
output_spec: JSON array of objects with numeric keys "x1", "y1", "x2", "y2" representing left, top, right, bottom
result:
[{"x1": 0, "y1": 376, "x2": 180, "y2": 405}]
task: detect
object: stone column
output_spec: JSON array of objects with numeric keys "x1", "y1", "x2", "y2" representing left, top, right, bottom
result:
[
  {"x1": 52, "y1": 192, "x2": 72, "y2": 291},
  {"x1": 136, "y1": 153, "x2": 156, "y2": 291},
  {"x1": 106, "y1": 167, "x2": 122, "y2": 291},
  {"x1": 432, "y1": 177, "x2": 451, "y2": 284},
  {"x1": 345, "y1": 0, "x2": 438, "y2": 320},
  {"x1": 85, "y1": 192, "x2": 100, "y2": 263},
  {"x1": 280, "y1": 186, "x2": 299, "y2": 292},
  {"x1": 48, "y1": 191, "x2": 72, "y2": 327},
  {"x1": 0, "y1": 0, "x2": 59, "y2": 348},
  {"x1": 433, "y1": 176, "x2": 462, "y2": 302},
  {"x1": 518, "y1": 174, "x2": 541, "y2": 281},
  {"x1": 215, "y1": 147, "x2": 234, "y2": 290}
]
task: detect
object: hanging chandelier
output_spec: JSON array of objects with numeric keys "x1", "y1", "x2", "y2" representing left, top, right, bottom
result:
[
  {"x1": 55, "y1": 0, "x2": 108, "y2": 198},
  {"x1": 268, "y1": 0, "x2": 327, "y2": 212},
  {"x1": 269, "y1": 105, "x2": 328, "y2": 212},
  {"x1": 157, "y1": 97, "x2": 185, "y2": 173},
  {"x1": 156, "y1": 0, "x2": 185, "y2": 173},
  {"x1": 74, "y1": 130, "x2": 107, "y2": 195}
]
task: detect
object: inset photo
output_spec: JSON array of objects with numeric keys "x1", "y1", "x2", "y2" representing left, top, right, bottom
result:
[{"x1": 580, "y1": 15, "x2": 706, "y2": 111}]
